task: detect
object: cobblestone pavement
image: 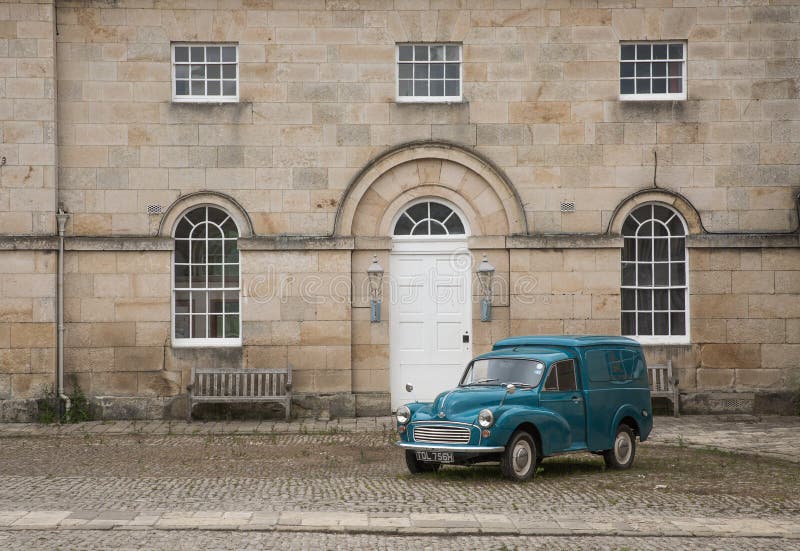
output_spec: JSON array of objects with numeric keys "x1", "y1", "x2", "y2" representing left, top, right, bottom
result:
[{"x1": 0, "y1": 415, "x2": 798, "y2": 549}]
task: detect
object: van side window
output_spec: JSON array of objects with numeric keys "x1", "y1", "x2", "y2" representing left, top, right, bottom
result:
[{"x1": 543, "y1": 360, "x2": 577, "y2": 392}]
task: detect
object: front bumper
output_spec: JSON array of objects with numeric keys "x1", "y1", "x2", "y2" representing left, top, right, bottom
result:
[{"x1": 396, "y1": 442, "x2": 505, "y2": 453}]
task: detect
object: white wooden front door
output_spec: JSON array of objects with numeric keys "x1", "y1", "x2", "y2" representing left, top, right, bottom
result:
[{"x1": 389, "y1": 243, "x2": 472, "y2": 410}]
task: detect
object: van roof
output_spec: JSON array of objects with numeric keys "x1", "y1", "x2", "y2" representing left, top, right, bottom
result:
[
  {"x1": 474, "y1": 346, "x2": 575, "y2": 364},
  {"x1": 492, "y1": 335, "x2": 640, "y2": 349}
]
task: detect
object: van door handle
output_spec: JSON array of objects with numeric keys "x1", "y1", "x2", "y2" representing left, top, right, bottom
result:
[{"x1": 571, "y1": 395, "x2": 582, "y2": 403}]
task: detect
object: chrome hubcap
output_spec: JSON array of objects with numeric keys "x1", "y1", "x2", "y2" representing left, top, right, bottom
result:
[
  {"x1": 513, "y1": 441, "x2": 532, "y2": 475},
  {"x1": 615, "y1": 432, "x2": 632, "y2": 464}
]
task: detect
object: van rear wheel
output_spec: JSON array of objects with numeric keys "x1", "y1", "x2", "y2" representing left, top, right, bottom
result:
[
  {"x1": 405, "y1": 450, "x2": 440, "y2": 474},
  {"x1": 603, "y1": 423, "x2": 636, "y2": 470},
  {"x1": 501, "y1": 431, "x2": 538, "y2": 482}
]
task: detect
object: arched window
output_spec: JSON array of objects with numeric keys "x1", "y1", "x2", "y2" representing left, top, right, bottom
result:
[
  {"x1": 621, "y1": 203, "x2": 688, "y2": 343},
  {"x1": 173, "y1": 206, "x2": 240, "y2": 345},
  {"x1": 393, "y1": 201, "x2": 466, "y2": 236}
]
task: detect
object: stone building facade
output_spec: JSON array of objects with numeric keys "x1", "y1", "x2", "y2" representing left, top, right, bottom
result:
[{"x1": 0, "y1": 0, "x2": 798, "y2": 420}]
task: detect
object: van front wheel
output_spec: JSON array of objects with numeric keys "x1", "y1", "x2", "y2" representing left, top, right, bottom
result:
[
  {"x1": 501, "y1": 431, "x2": 538, "y2": 482},
  {"x1": 603, "y1": 423, "x2": 636, "y2": 469}
]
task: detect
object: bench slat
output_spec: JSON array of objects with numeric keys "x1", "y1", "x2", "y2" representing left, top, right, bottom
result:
[{"x1": 187, "y1": 366, "x2": 293, "y2": 421}]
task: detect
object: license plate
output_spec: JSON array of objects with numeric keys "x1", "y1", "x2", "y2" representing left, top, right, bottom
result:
[{"x1": 415, "y1": 450, "x2": 454, "y2": 464}]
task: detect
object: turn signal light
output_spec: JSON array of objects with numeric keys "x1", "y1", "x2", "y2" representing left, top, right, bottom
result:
[
  {"x1": 481, "y1": 429, "x2": 490, "y2": 438},
  {"x1": 397, "y1": 425, "x2": 406, "y2": 433}
]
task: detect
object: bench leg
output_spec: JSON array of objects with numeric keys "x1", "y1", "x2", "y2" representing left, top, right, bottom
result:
[
  {"x1": 673, "y1": 388, "x2": 680, "y2": 417},
  {"x1": 186, "y1": 397, "x2": 192, "y2": 423},
  {"x1": 285, "y1": 399, "x2": 290, "y2": 421}
]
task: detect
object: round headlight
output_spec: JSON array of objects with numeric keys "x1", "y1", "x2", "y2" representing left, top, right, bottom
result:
[
  {"x1": 396, "y1": 405, "x2": 411, "y2": 425},
  {"x1": 478, "y1": 409, "x2": 494, "y2": 428}
]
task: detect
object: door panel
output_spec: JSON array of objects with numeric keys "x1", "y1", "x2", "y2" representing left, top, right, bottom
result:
[
  {"x1": 390, "y1": 248, "x2": 471, "y2": 409},
  {"x1": 540, "y1": 361, "x2": 587, "y2": 449}
]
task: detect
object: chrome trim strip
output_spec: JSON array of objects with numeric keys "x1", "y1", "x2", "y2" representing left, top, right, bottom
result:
[
  {"x1": 410, "y1": 420, "x2": 476, "y2": 428},
  {"x1": 396, "y1": 442, "x2": 505, "y2": 453}
]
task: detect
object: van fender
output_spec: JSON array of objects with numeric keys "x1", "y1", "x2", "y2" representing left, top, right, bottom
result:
[
  {"x1": 609, "y1": 404, "x2": 647, "y2": 446},
  {"x1": 493, "y1": 407, "x2": 571, "y2": 456}
]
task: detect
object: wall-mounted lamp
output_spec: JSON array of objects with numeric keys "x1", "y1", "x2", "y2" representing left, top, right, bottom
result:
[
  {"x1": 476, "y1": 254, "x2": 495, "y2": 322},
  {"x1": 367, "y1": 255, "x2": 384, "y2": 323}
]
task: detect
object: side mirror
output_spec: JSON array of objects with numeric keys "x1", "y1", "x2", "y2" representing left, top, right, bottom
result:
[
  {"x1": 405, "y1": 383, "x2": 414, "y2": 393},
  {"x1": 506, "y1": 383, "x2": 516, "y2": 395}
]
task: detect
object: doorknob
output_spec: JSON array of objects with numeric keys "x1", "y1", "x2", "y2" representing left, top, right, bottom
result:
[
  {"x1": 571, "y1": 395, "x2": 582, "y2": 403},
  {"x1": 462, "y1": 332, "x2": 470, "y2": 344}
]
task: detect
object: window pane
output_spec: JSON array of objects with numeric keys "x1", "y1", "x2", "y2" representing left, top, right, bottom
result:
[
  {"x1": 638, "y1": 264, "x2": 652, "y2": 286},
  {"x1": 445, "y1": 80, "x2": 460, "y2": 96},
  {"x1": 636, "y1": 79, "x2": 650, "y2": 94},
  {"x1": 222, "y1": 64, "x2": 236, "y2": 79},
  {"x1": 430, "y1": 80, "x2": 444, "y2": 96},
  {"x1": 207, "y1": 81, "x2": 221, "y2": 95},
  {"x1": 557, "y1": 362, "x2": 577, "y2": 391},
  {"x1": 637, "y1": 289, "x2": 651, "y2": 310},
  {"x1": 207, "y1": 47, "x2": 220, "y2": 62},
  {"x1": 430, "y1": 221, "x2": 447, "y2": 235},
  {"x1": 223, "y1": 81, "x2": 236, "y2": 96},
  {"x1": 394, "y1": 213, "x2": 413, "y2": 235},
  {"x1": 654, "y1": 313, "x2": 669, "y2": 335},
  {"x1": 620, "y1": 79, "x2": 634, "y2": 94},
  {"x1": 430, "y1": 45, "x2": 444, "y2": 61},
  {"x1": 544, "y1": 368, "x2": 558, "y2": 391},
  {"x1": 653, "y1": 238, "x2": 668, "y2": 261},
  {"x1": 429, "y1": 202, "x2": 451, "y2": 222},
  {"x1": 208, "y1": 264, "x2": 223, "y2": 288},
  {"x1": 668, "y1": 78, "x2": 682, "y2": 93},
  {"x1": 191, "y1": 81, "x2": 204, "y2": 95},
  {"x1": 224, "y1": 265, "x2": 239, "y2": 287},
  {"x1": 175, "y1": 80, "x2": 189, "y2": 95},
  {"x1": 399, "y1": 80, "x2": 412, "y2": 96},
  {"x1": 175, "y1": 265, "x2": 190, "y2": 288},
  {"x1": 225, "y1": 315, "x2": 240, "y2": 338},
  {"x1": 620, "y1": 62, "x2": 634, "y2": 78},
  {"x1": 632, "y1": 205, "x2": 650, "y2": 222},
  {"x1": 191, "y1": 291, "x2": 207, "y2": 313},
  {"x1": 654, "y1": 289, "x2": 669, "y2": 310},
  {"x1": 636, "y1": 62, "x2": 650, "y2": 77},
  {"x1": 653, "y1": 222, "x2": 668, "y2": 237},
  {"x1": 414, "y1": 81, "x2": 428, "y2": 96},
  {"x1": 191, "y1": 265, "x2": 205, "y2": 288},
  {"x1": 637, "y1": 238, "x2": 652, "y2": 261},
  {"x1": 414, "y1": 64, "x2": 427, "y2": 78},
  {"x1": 623, "y1": 238, "x2": 635, "y2": 260},
  {"x1": 622, "y1": 217, "x2": 637, "y2": 236},
  {"x1": 190, "y1": 47, "x2": 204, "y2": 62},
  {"x1": 206, "y1": 64, "x2": 220, "y2": 78},
  {"x1": 621, "y1": 44, "x2": 635, "y2": 60},
  {"x1": 224, "y1": 242, "x2": 239, "y2": 263},
  {"x1": 671, "y1": 312, "x2": 686, "y2": 335},
  {"x1": 222, "y1": 46, "x2": 236, "y2": 62},
  {"x1": 652, "y1": 79, "x2": 666, "y2": 93},
  {"x1": 221, "y1": 218, "x2": 238, "y2": 238},
  {"x1": 224, "y1": 291, "x2": 239, "y2": 313},
  {"x1": 622, "y1": 312, "x2": 636, "y2": 335},
  {"x1": 430, "y1": 64, "x2": 444, "y2": 78},
  {"x1": 444, "y1": 215, "x2": 465, "y2": 234},
  {"x1": 654, "y1": 263, "x2": 669, "y2": 286},
  {"x1": 175, "y1": 315, "x2": 190, "y2": 338},
  {"x1": 174, "y1": 46, "x2": 189, "y2": 62},
  {"x1": 622, "y1": 289, "x2": 635, "y2": 310},
  {"x1": 399, "y1": 45, "x2": 413, "y2": 61},
  {"x1": 621, "y1": 263, "x2": 635, "y2": 285},
  {"x1": 668, "y1": 217, "x2": 685, "y2": 236},
  {"x1": 668, "y1": 43, "x2": 683, "y2": 59},
  {"x1": 670, "y1": 288, "x2": 685, "y2": 310},
  {"x1": 208, "y1": 240, "x2": 223, "y2": 263},
  {"x1": 638, "y1": 221, "x2": 653, "y2": 237},
  {"x1": 446, "y1": 45, "x2": 459, "y2": 60},
  {"x1": 671, "y1": 263, "x2": 686, "y2": 286},
  {"x1": 191, "y1": 315, "x2": 206, "y2": 338},
  {"x1": 652, "y1": 62, "x2": 666, "y2": 77},
  {"x1": 411, "y1": 222, "x2": 429, "y2": 235},
  {"x1": 175, "y1": 240, "x2": 189, "y2": 263},
  {"x1": 191, "y1": 64, "x2": 205, "y2": 78},
  {"x1": 670, "y1": 238, "x2": 686, "y2": 260},
  {"x1": 637, "y1": 312, "x2": 652, "y2": 335},
  {"x1": 398, "y1": 63, "x2": 412, "y2": 78},
  {"x1": 209, "y1": 291, "x2": 224, "y2": 313},
  {"x1": 175, "y1": 291, "x2": 190, "y2": 313},
  {"x1": 445, "y1": 63, "x2": 459, "y2": 78},
  {"x1": 637, "y1": 44, "x2": 651, "y2": 59},
  {"x1": 653, "y1": 44, "x2": 668, "y2": 59},
  {"x1": 407, "y1": 203, "x2": 428, "y2": 221},
  {"x1": 175, "y1": 65, "x2": 189, "y2": 79},
  {"x1": 414, "y1": 45, "x2": 428, "y2": 61},
  {"x1": 209, "y1": 314, "x2": 224, "y2": 338}
]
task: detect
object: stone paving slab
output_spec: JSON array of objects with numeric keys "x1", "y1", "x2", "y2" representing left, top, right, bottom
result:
[{"x1": 1, "y1": 509, "x2": 798, "y2": 539}]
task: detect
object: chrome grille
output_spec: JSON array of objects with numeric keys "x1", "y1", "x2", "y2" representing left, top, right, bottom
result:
[{"x1": 412, "y1": 424, "x2": 471, "y2": 444}]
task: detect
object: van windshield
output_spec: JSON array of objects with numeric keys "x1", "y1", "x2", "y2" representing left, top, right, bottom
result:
[{"x1": 460, "y1": 358, "x2": 546, "y2": 387}]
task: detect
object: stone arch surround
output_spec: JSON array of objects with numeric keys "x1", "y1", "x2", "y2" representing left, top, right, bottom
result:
[
  {"x1": 157, "y1": 190, "x2": 255, "y2": 238},
  {"x1": 335, "y1": 142, "x2": 528, "y2": 238},
  {"x1": 607, "y1": 188, "x2": 703, "y2": 235}
]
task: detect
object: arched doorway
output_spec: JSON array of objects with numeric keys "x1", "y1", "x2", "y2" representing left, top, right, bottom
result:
[{"x1": 389, "y1": 199, "x2": 472, "y2": 409}]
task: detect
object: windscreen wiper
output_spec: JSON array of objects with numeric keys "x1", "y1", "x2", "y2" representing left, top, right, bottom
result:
[{"x1": 463, "y1": 378, "x2": 499, "y2": 386}]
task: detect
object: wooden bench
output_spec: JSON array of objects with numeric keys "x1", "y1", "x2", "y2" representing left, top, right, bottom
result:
[
  {"x1": 647, "y1": 360, "x2": 679, "y2": 416},
  {"x1": 186, "y1": 366, "x2": 292, "y2": 421}
]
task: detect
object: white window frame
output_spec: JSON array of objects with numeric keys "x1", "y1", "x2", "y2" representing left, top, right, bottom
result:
[
  {"x1": 171, "y1": 43, "x2": 239, "y2": 104},
  {"x1": 171, "y1": 205, "x2": 242, "y2": 348},
  {"x1": 619, "y1": 41, "x2": 687, "y2": 102},
  {"x1": 620, "y1": 203, "x2": 690, "y2": 346},
  {"x1": 396, "y1": 43, "x2": 462, "y2": 103}
]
